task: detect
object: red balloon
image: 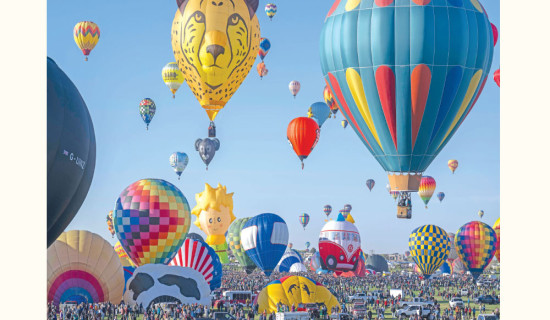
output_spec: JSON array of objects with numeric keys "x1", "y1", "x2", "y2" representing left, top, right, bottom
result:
[
  {"x1": 287, "y1": 117, "x2": 320, "y2": 169},
  {"x1": 494, "y1": 69, "x2": 500, "y2": 87},
  {"x1": 491, "y1": 23, "x2": 498, "y2": 47}
]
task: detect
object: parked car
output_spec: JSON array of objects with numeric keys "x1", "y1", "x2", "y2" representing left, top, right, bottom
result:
[
  {"x1": 329, "y1": 313, "x2": 353, "y2": 320},
  {"x1": 477, "y1": 315, "x2": 498, "y2": 320},
  {"x1": 395, "y1": 305, "x2": 431, "y2": 318},
  {"x1": 460, "y1": 288, "x2": 469, "y2": 296},
  {"x1": 352, "y1": 302, "x2": 367, "y2": 319},
  {"x1": 449, "y1": 297, "x2": 464, "y2": 308},
  {"x1": 475, "y1": 295, "x2": 498, "y2": 304},
  {"x1": 397, "y1": 297, "x2": 434, "y2": 308},
  {"x1": 348, "y1": 293, "x2": 368, "y2": 303}
]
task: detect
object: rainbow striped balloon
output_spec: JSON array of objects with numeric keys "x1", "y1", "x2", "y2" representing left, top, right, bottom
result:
[
  {"x1": 299, "y1": 213, "x2": 310, "y2": 229},
  {"x1": 169, "y1": 238, "x2": 222, "y2": 290},
  {"x1": 73, "y1": 21, "x2": 100, "y2": 61},
  {"x1": 418, "y1": 176, "x2": 436, "y2": 208},
  {"x1": 455, "y1": 221, "x2": 497, "y2": 281}
]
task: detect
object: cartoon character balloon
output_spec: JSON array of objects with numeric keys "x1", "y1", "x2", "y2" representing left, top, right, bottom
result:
[
  {"x1": 287, "y1": 117, "x2": 320, "y2": 169},
  {"x1": 448, "y1": 160, "x2": 459, "y2": 174},
  {"x1": 455, "y1": 221, "x2": 497, "y2": 281},
  {"x1": 265, "y1": 3, "x2": 277, "y2": 21},
  {"x1": 493, "y1": 218, "x2": 500, "y2": 262},
  {"x1": 437, "y1": 192, "x2": 445, "y2": 203},
  {"x1": 259, "y1": 37, "x2": 271, "y2": 61},
  {"x1": 114, "y1": 179, "x2": 191, "y2": 266},
  {"x1": 47, "y1": 57, "x2": 96, "y2": 247},
  {"x1": 195, "y1": 138, "x2": 220, "y2": 170},
  {"x1": 289, "y1": 80, "x2": 301, "y2": 98},
  {"x1": 48, "y1": 230, "x2": 124, "y2": 305},
  {"x1": 169, "y1": 152, "x2": 189, "y2": 179},
  {"x1": 192, "y1": 183, "x2": 236, "y2": 264},
  {"x1": 299, "y1": 213, "x2": 310, "y2": 229},
  {"x1": 139, "y1": 98, "x2": 156, "y2": 130},
  {"x1": 320, "y1": 1, "x2": 494, "y2": 194},
  {"x1": 418, "y1": 176, "x2": 436, "y2": 208},
  {"x1": 169, "y1": 238, "x2": 222, "y2": 290},
  {"x1": 172, "y1": 0, "x2": 260, "y2": 125},
  {"x1": 307, "y1": 102, "x2": 331, "y2": 128},
  {"x1": 227, "y1": 217, "x2": 257, "y2": 274},
  {"x1": 366, "y1": 179, "x2": 375, "y2": 192},
  {"x1": 409, "y1": 225, "x2": 450, "y2": 276},
  {"x1": 73, "y1": 21, "x2": 100, "y2": 61},
  {"x1": 323, "y1": 85, "x2": 338, "y2": 117},
  {"x1": 162, "y1": 62, "x2": 185, "y2": 98},
  {"x1": 318, "y1": 213, "x2": 361, "y2": 272},
  {"x1": 241, "y1": 213, "x2": 289, "y2": 276}
]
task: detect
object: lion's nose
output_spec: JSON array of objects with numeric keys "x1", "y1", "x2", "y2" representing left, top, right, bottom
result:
[{"x1": 206, "y1": 44, "x2": 225, "y2": 61}]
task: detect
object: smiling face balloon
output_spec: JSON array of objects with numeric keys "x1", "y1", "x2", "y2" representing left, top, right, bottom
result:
[{"x1": 191, "y1": 183, "x2": 236, "y2": 263}]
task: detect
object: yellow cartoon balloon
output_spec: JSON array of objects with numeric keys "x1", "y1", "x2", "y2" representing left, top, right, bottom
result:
[
  {"x1": 192, "y1": 183, "x2": 236, "y2": 263},
  {"x1": 171, "y1": 0, "x2": 261, "y2": 122}
]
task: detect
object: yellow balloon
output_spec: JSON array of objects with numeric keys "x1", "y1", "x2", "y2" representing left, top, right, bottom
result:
[
  {"x1": 73, "y1": 21, "x2": 100, "y2": 61},
  {"x1": 47, "y1": 230, "x2": 124, "y2": 304},
  {"x1": 258, "y1": 276, "x2": 340, "y2": 314},
  {"x1": 171, "y1": 1, "x2": 261, "y2": 121},
  {"x1": 162, "y1": 62, "x2": 185, "y2": 98}
]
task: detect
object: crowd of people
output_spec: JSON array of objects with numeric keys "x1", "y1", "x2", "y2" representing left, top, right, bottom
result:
[{"x1": 47, "y1": 267, "x2": 500, "y2": 320}]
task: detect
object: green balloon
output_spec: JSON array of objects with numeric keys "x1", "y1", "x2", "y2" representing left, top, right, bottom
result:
[{"x1": 227, "y1": 217, "x2": 257, "y2": 274}]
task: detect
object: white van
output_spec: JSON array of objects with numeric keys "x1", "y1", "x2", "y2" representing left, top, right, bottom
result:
[{"x1": 276, "y1": 312, "x2": 311, "y2": 320}]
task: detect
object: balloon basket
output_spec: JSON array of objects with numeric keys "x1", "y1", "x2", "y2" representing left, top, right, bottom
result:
[
  {"x1": 397, "y1": 206, "x2": 411, "y2": 219},
  {"x1": 85, "y1": 56, "x2": 88, "y2": 61},
  {"x1": 388, "y1": 173, "x2": 422, "y2": 192}
]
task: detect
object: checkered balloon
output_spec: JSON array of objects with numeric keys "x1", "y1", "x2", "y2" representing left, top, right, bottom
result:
[
  {"x1": 455, "y1": 221, "x2": 497, "y2": 281},
  {"x1": 114, "y1": 179, "x2": 191, "y2": 266},
  {"x1": 408, "y1": 225, "x2": 450, "y2": 276}
]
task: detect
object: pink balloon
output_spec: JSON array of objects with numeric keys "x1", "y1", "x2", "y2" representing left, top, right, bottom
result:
[{"x1": 491, "y1": 23, "x2": 498, "y2": 47}]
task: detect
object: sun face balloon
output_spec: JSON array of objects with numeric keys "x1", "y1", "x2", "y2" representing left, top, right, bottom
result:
[
  {"x1": 408, "y1": 225, "x2": 450, "y2": 276},
  {"x1": 114, "y1": 179, "x2": 191, "y2": 266},
  {"x1": 191, "y1": 183, "x2": 236, "y2": 264},
  {"x1": 418, "y1": 176, "x2": 436, "y2": 208},
  {"x1": 493, "y1": 218, "x2": 500, "y2": 262},
  {"x1": 162, "y1": 62, "x2": 185, "y2": 98},
  {"x1": 172, "y1": 0, "x2": 261, "y2": 122},
  {"x1": 73, "y1": 21, "x2": 100, "y2": 61},
  {"x1": 320, "y1": 1, "x2": 494, "y2": 192},
  {"x1": 455, "y1": 221, "x2": 497, "y2": 281}
]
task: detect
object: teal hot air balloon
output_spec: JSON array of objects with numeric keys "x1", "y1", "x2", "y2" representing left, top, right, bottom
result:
[
  {"x1": 320, "y1": 1, "x2": 494, "y2": 197},
  {"x1": 307, "y1": 102, "x2": 331, "y2": 128},
  {"x1": 299, "y1": 213, "x2": 310, "y2": 229},
  {"x1": 227, "y1": 218, "x2": 257, "y2": 274},
  {"x1": 169, "y1": 152, "x2": 189, "y2": 180}
]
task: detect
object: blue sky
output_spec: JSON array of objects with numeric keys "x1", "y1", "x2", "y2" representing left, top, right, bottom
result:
[{"x1": 48, "y1": 0, "x2": 500, "y2": 254}]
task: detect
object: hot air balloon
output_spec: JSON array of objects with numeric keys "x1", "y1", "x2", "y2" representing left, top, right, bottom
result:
[
  {"x1": 452, "y1": 258, "x2": 467, "y2": 275},
  {"x1": 48, "y1": 230, "x2": 124, "y2": 305},
  {"x1": 324, "y1": 85, "x2": 339, "y2": 117},
  {"x1": 494, "y1": 69, "x2": 500, "y2": 87},
  {"x1": 259, "y1": 37, "x2": 271, "y2": 61},
  {"x1": 320, "y1": 1, "x2": 494, "y2": 215},
  {"x1": 227, "y1": 217, "x2": 257, "y2": 274},
  {"x1": 47, "y1": 57, "x2": 96, "y2": 247},
  {"x1": 195, "y1": 138, "x2": 220, "y2": 170},
  {"x1": 323, "y1": 205, "x2": 332, "y2": 217},
  {"x1": 447, "y1": 232, "x2": 459, "y2": 263},
  {"x1": 73, "y1": 21, "x2": 100, "y2": 61},
  {"x1": 139, "y1": 98, "x2": 156, "y2": 130},
  {"x1": 299, "y1": 213, "x2": 310, "y2": 229},
  {"x1": 493, "y1": 218, "x2": 500, "y2": 262},
  {"x1": 114, "y1": 179, "x2": 191, "y2": 266},
  {"x1": 169, "y1": 238, "x2": 222, "y2": 290},
  {"x1": 366, "y1": 179, "x2": 375, "y2": 192},
  {"x1": 276, "y1": 248, "x2": 304, "y2": 273},
  {"x1": 106, "y1": 210, "x2": 115, "y2": 237},
  {"x1": 114, "y1": 241, "x2": 136, "y2": 267},
  {"x1": 169, "y1": 152, "x2": 189, "y2": 179},
  {"x1": 308, "y1": 102, "x2": 331, "y2": 128},
  {"x1": 162, "y1": 62, "x2": 184, "y2": 98},
  {"x1": 491, "y1": 23, "x2": 498, "y2": 47},
  {"x1": 172, "y1": 0, "x2": 260, "y2": 130},
  {"x1": 192, "y1": 183, "x2": 236, "y2": 264},
  {"x1": 341, "y1": 119, "x2": 348, "y2": 129},
  {"x1": 287, "y1": 117, "x2": 320, "y2": 169},
  {"x1": 265, "y1": 3, "x2": 277, "y2": 20},
  {"x1": 344, "y1": 204, "x2": 352, "y2": 212},
  {"x1": 257, "y1": 276, "x2": 340, "y2": 314},
  {"x1": 186, "y1": 232, "x2": 205, "y2": 242},
  {"x1": 257, "y1": 62, "x2": 268, "y2": 79},
  {"x1": 289, "y1": 80, "x2": 301, "y2": 98},
  {"x1": 338, "y1": 209, "x2": 348, "y2": 219},
  {"x1": 455, "y1": 221, "x2": 497, "y2": 281},
  {"x1": 448, "y1": 160, "x2": 459, "y2": 174},
  {"x1": 418, "y1": 176, "x2": 436, "y2": 208},
  {"x1": 241, "y1": 213, "x2": 289, "y2": 276},
  {"x1": 318, "y1": 213, "x2": 361, "y2": 272},
  {"x1": 365, "y1": 254, "x2": 389, "y2": 273},
  {"x1": 288, "y1": 243, "x2": 293, "y2": 249},
  {"x1": 408, "y1": 225, "x2": 450, "y2": 277},
  {"x1": 478, "y1": 210, "x2": 485, "y2": 219},
  {"x1": 305, "y1": 242, "x2": 310, "y2": 250},
  {"x1": 437, "y1": 192, "x2": 445, "y2": 202}
]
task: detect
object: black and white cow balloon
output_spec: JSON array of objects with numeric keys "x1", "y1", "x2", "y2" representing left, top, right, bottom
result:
[{"x1": 123, "y1": 264, "x2": 210, "y2": 308}]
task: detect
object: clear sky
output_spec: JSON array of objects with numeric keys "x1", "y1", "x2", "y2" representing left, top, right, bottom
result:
[{"x1": 48, "y1": 0, "x2": 500, "y2": 254}]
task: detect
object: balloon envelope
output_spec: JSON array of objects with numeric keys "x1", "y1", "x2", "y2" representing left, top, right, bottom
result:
[
  {"x1": 308, "y1": 102, "x2": 331, "y2": 128},
  {"x1": 169, "y1": 152, "x2": 189, "y2": 178},
  {"x1": 73, "y1": 21, "x2": 100, "y2": 60},
  {"x1": 418, "y1": 176, "x2": 436, "y2": 207},
  {"x1": 493, "y1": 218, "x2": 500, "y2": 262},
  {"x1": 437, "y1": 192, "x2": 445, "y2": 202},
  {"x1": 287, "y1": 117, "x2": 320, "y2": 167},
  {"x1": 289, "y1": 81, "x2": 301, "y2": 97},
  {"x1": 47, "y1": 57, "x2": 96, "y2": 247},
  {"x1": 299, "y1": 213, "x2": 310, "y2": 229},
  {"x1": 323, "y1": 205, "x2": 332, "y2": 217},
  {"x1": 169, "y1": 238, "x2": 222, "y2": 290},
  {"x1": 455, "y1": 221, "x2": 497, "y2": 281},
  {"x1": 227, "y1": 217, "x2": 257, "y2": 274},
  {"x1": 259, "y1": 37, "x2": 271, "y2": 61},
  {"x1": 162, "y1": 62, "x2": 184, "y2": 97},
  {"x1": 366, "y1": 179, "x2": 375, "y2": 191},
  {"x1": 265, "y1": 3, "x2": 277, "y2": 20},
  {"x1": 319, "y1": 214, "x2": 361, "y2": 272},
  {"x1": 409, "y1": 225, "x2": 450, "y2": 276}
]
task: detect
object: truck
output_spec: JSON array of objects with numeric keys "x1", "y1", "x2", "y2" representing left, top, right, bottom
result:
[
  {"x1": 396, "y1": 297, "x2": 434, "y2": 308},
  {"x1": 275, "y1": 312, "x2": 311, "y2": 320},
  {"x1": 395, "y1": 305, "x2": 431, "y2": 319},
  {"x1": 348, "y1": 293, "x2": 368, "y2": 303}
]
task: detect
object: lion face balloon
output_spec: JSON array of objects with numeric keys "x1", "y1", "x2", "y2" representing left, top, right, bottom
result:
[{"x1": 172, "y1": 0, "x2": 260, "y2": 121}]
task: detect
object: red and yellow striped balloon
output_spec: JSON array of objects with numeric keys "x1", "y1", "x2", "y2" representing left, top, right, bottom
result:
[
  {"x1": 73, "y1": 21, "x2": 100, "y2": 61},
  {"x1": 418, "y1": 176, "x2": 436, "y2": 208}
]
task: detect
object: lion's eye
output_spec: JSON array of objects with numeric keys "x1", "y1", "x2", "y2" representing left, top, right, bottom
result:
[
  {"x1": 228, "y1": 13, "x2": 241, "y2": 26},
  {"x1": 194, "y1": 11, "x2": 205, "y2": 22}
]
